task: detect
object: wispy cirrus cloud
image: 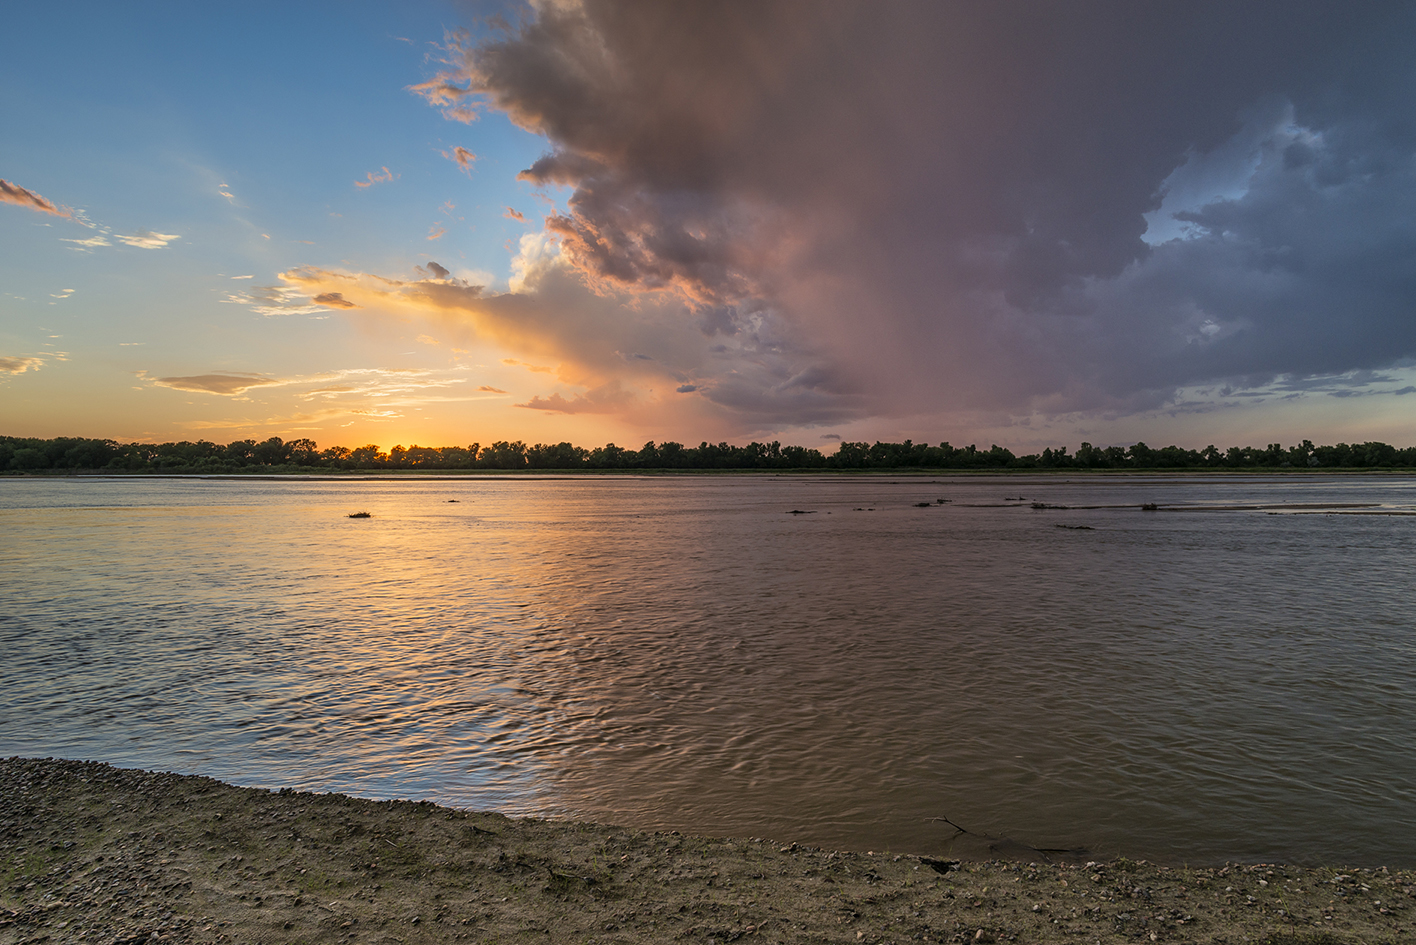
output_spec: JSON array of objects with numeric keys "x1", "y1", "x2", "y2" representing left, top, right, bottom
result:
[
  {"x1": 115, "y1": 230, "x2": 181, "y2": 249},
  {"x1": 0, "y1": 179, "x2": 70, "y2": 217},
  {"x1": 355, "y1": 166, "x2": 397, "y2": 189},
  {"x1": 175, "y1": 406, "x2": 406, "y2": 432},
  {"x1": 60, "y1": 227, "x2": 179, "y2": 251},
  {"x1": 149, "y1": 372, "x2": 282, "y2": 395},
  {"x1": 502, "y1": 358, "x2": 554, "y2": 374},
  {"x1": 407, "y1": 74, "x2": 479, "y2": 124},
  {"x1": 144, "y1": 366, "x2": 494, "y2": 411},
  {"x1": 442, "y1": 145, "x2": 476, "y2": 173},
  {"x1": 226, "y1": 283, "x2": 344, "y2": 317},
  {"x1": 60, "y1": 235, "x2": 111, "y2": 250},
  {"x1": 1, "y1": 355, "x2": 45, "y2": 374}
]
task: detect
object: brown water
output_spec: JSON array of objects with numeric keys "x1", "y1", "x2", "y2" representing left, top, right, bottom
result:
[{"x1": 3, "y1": 474, "x2": 1415, "y2": 865}]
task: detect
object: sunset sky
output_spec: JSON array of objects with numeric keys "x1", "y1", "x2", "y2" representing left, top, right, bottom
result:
[{"x1": 4, "y1": 0, "x2": 1416, "y2": 453}]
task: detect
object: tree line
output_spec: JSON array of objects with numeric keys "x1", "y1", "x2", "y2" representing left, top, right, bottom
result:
[{"x1": 3, "y1": 434, "x2": 1416, "y2": 473}]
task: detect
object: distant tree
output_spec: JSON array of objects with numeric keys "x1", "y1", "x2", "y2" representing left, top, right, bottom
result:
[
  {"x1": 287, "y1": 438, "x2": 320, "y2": 465},
  {"x1": 251, "y1": 437, "x2": 291, "y2": 465},
  {"x1": 224, "y1": 439, "x2": 257, "y2": 466},
  {"x1": 11, "y1": 447, "x2": 45, "y2": 470},
  {"x1": 587, "y1": 443, "x2": 629, "y2": 468},
  {"x1": 349, "y1": 444, "x2": 384, "y2": 467},
  {"x1": 321, "y1": 445, "x2": 352, "y2": 467},
  {"x1": 481, "y1": 440, "x2": 528, "y2": 469},
  {"x1": 526, "y1": 441, "x2": 585, "y2": 468}
]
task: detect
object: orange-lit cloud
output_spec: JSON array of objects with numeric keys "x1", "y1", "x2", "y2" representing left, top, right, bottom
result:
[
  {"x1": 175, "y1": 404, "x2": 406, "y2": 431},
  {"x1": 227, "y1": 284, "x2": 346, "y2": 317},
  {"x1": 504, "y1": 207, "x2": 524, "y2": 221},
  {"x1": 355, "y1": 166, "x2": 396, "y2": 189},
  {"x1": 274, "y1": 240, "x2": 859, "y2": 432},
  {"x1": 143, "y1": 365, "x2": 487, "y2": 441},
  {"x1": 407, "y1": 71, "x2": 479, "y2": 124},
  {"x1": 0, "y1": 179, "x2": 70, "y2": 217},
  {"x1": 501, "y1": 358, "x2": 554, "y2": 374},
  {"x1": 1, "y1": 355, "x2": 45, "y2": 374},
  {"x1": 151, "y1": 372, "x2": 282, "y2": 395},
  {"x1": 442, "y1": 145, "x2": 476, "y2": 173},
  {"x1": 427, "y1": 224, "x2": 446, "y2": 240},
  {"x1": 517, "y1": 381, "x2": 633, "y2": 414},
  {"x1": 312, "y1": 292, "x2": 356, "y2": 308},
  {"x1": 477, "y1": 385, "x2": 508, "y2": 393}
]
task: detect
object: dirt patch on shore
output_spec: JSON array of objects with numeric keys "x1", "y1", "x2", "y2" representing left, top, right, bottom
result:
[{"x1": 3, "y1": 758, "x2": 1412, "y2": 944}]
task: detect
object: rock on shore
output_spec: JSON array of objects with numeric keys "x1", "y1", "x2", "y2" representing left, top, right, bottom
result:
[{"x1": 2, "y1": 757, "x2": 1411, "y2": 944}]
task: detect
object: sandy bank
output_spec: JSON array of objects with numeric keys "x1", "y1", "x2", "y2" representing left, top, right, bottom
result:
[{"x1": 2, "y1": 758, "x2": 1410, "y2": 944}]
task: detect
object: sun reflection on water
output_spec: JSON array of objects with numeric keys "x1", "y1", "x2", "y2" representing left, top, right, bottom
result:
[{"x1": 3, "y1": 474, "x2": 1416, "y2": 864}]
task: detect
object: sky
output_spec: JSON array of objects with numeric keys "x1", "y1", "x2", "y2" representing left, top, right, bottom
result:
[{"x1": 4, "y1": 0, "x2": 1416, "y2": 453}]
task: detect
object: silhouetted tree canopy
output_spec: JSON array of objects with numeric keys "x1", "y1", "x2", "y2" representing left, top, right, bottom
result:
[{"x1": 4, "y1": 434, "x2": 1415, "y2": 474}]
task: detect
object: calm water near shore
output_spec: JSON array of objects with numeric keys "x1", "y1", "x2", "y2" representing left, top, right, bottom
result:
[{"x1": 3, "y1": 474, "x2": 1415, "y2": 865}]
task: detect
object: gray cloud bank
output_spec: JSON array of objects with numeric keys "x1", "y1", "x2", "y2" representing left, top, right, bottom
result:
[{"x1": 425, "y1": 0, "x2": 1416, "y2": 429}]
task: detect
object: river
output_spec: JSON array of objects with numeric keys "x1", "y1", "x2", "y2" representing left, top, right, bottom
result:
[{"x1": 3, "y1": 474, "x2": 1414, "y2": 865}]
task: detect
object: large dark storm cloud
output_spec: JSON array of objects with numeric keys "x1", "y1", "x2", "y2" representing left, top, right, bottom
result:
[{"x1": 431, "y1": 0, "x2": 1416, "y2": 426}]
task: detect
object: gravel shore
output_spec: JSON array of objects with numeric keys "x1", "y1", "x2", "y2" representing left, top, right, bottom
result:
[{"x1": 2, "y1": 757, "x2": 1410, "y2": 944}]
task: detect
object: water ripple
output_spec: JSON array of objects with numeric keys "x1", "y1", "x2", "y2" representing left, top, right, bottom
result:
[{"x1": 2, "y1": 475, "x2": 1415, "y2": 864}]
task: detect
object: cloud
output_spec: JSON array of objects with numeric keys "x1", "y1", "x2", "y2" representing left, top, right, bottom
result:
[
  {"x1": 408, "y1": 71, "x2": 481, "y2": 124},
  {"x1": 145, "y1": 365, "x2": 477, "y2": 424},
  {"x1": 115, "y1": 230, "x2": 180, "y2": 249},
  {"x1": 355, "y1": 166, "x2": 396, "y2": 189},
  {"x1": 312, "y1": 292, "x2": 357, "y2": 309},
  {"x1": 151, "y1": 373, "x2": 282, "y2": 395},
  {"x1": 227, "y1": 283, "x2": 348, "y2": 317},
  {"x1": 427, "y1": 224, "x2": 446, "y2": 240},
  {"x1": 406, "y1": 1, "x2": 1416, "y2": 433},
  {"x1": 0, "y1": 179, "x2": 69, "y2": 217},
  {"x1": 504, "y1": 207, "x2": 524, "y2": 221},
  {"x1": 516, "y1": 381, "x2": 635, "y2": 414},
  {"x1": 443, "y1": 145, "x2": 477, "y2": 173},
  {"x1": 277, "y1": 253, "x2": 864, "y2": 432},
  {"x1": 1, "y1": 355, "x2": 44, "y2": 374},
  {"x1": 60, "y1": 235, "x2": 111, "y2": 250},
  {"x1": 502, "y1": 358, "x2": 554, "y2": 374},
  {"x1": 477, "y1": 385, "x2": 509, "y2": 393}
]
